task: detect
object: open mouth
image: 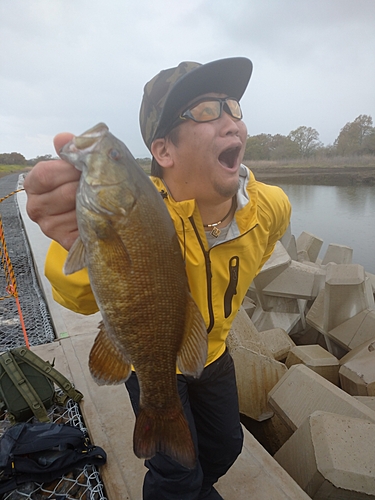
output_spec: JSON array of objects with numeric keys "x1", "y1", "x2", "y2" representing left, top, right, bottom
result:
[{"x1": 218, "y1": 146, "x2": 241, "y2": 169}]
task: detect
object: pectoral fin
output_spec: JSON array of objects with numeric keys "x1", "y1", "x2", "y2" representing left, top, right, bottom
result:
[
  {"x1": 177, "y1": 293, "x2": 207, "y2": 378},
  {"x1": 63, "y1": 236, "x2": 87, "y2": 274},
  {"x1": 89, "y1": 321, "x2": 132, "y2": 385},
  {"x1": 64, "y1": 226, "x2": 132, "y2": 275}
]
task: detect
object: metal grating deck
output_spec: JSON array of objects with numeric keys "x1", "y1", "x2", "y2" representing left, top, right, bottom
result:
[{"x1": 0, "y1": 174, "x2": 55, "y2": 350}]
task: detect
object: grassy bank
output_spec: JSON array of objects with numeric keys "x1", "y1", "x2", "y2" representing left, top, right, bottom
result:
[
  {"x1": 242, "y1": 155, "x2": 375, "y2": 185},
  {"x1": 243, "y1": 154, "x2": 375, "y2": 170},
  {"x1": 0, "y1": 164, "x2": 31, "y2": 179}
]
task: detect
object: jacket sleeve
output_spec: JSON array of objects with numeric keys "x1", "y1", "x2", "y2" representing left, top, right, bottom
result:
[
  {"x1": 44, "y1": 241, "x2": 99, "y2": 315},
  {"x1": 255, "y1": 184, "x2": 292, "y2": 275}
]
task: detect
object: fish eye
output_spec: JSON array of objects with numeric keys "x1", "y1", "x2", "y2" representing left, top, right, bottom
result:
[{"x1": 109, "y1": 148, "x2": 121, "y2": 161}]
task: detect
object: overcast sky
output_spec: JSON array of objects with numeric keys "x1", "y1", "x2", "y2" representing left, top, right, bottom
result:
[{"x1": 1, "y1": 0, "x2": 375, "y2": 160}]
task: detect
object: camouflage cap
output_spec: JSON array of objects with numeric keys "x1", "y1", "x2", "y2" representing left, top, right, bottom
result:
[{"x1": 139, "y1": 57, "x2": 253, "y2": 151}]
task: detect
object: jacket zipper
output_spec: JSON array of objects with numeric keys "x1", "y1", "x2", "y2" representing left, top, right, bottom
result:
[
  {"x1": 188, "y1": 216, "x2": 258, "y2": 333},
  {"x1": 188, "y1": 217, "x2": 215, "y2": 333}
]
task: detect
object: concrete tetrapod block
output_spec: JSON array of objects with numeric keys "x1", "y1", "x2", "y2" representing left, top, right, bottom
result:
[
  {"x1": 226, "y1": 307, "x2": 287, "y2": 421},
  {"x1": 251, "y1": 310, "x2": 301, "y2": 335},
  {"x1": 290, "y1": 326, "x2": 329, "y2": 351},
  {"x1": 280, "y1": 224, "x2": 298, "y2": 261},
  {"x1": 328, "y1": 309, "x2": 375, "y2": 351},
  {"x1": 305, "y1": 289, "x2": 326, "y2": 334},
  {"x1": 285, "y1": 345, "x2": 340, "y2": 385},
  {"x1": 268, "y1": 364, "x2": 375, "y2": 432},
  {"x1": 251, "y1": 295, "x2": 302, "y2": 334},
  {"x1": 307, "y1": 273, "x2": 375, "y2": 355},
  {"x1": 252, "y1": 241, "x2": 291, "y2": 311},
  {"x1": 339, "y1": 339, "x2": 375, "y2": 396},
  {"x1": 260, "y1": 328, "x2": 296, "y2": 362},
  {"x1": 274, "y1": 411, "x2": 375, "y2": 499},
  {"x1": 321, "y1": 243, "x2": 353, "y2": 265},
  {"x1": 354, "y1": 396, "x2": 375, "y2": 411},
  {"x1": 324, "y1": 264, "x2": 371, "y2": 333},
  {"x1": 227, "y1": 306, "x2": 274, "y2": 357},
  {"x1": 367, "y1": 271, "x2": 375, "y2": 294},
  {"x1": 242, "y1": 295, "x2": 256, "y2": 318},
  {"x1": 253, "y1": 240, "x2": 291, "y2": 291},
  {"x1": 261, "y1": 260, "x2": 326, "y2": 300},
  {"x1": 296, "y1": 231, "x2": 323, "y2": 263}
]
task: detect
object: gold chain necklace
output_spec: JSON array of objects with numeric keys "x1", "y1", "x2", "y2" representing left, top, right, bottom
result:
[{"x1": 203, "y1": 197, "x2": 235, "y2": 238}]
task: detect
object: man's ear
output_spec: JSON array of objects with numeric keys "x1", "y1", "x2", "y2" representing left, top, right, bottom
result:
[{"x1": 151, "y1": 138, "x2": 174, "y2": 168}]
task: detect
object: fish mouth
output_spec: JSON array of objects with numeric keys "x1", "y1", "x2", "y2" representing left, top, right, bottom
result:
[
  {"x1": 60, "y1": 123, "x2": 109, "y2": 171},
  {"x1": 218, "y1": 145, "x2": 242, "y2": 170},
  {"x1": 73, "y1": 123, "x2": 109, "y2": 151}
]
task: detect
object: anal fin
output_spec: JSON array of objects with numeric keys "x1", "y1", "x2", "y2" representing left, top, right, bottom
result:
[{"x1": 89, "y1": 321, "x2": 132, "y2": 385}]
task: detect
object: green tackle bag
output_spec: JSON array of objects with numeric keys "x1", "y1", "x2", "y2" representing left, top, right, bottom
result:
[{"x1": 0, "y1": 347, "x2": 83, "y2": 424}]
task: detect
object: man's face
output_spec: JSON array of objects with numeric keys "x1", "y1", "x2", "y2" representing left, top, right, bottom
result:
[{"x1": 162, "y1": 93, "x2": 247, "y2": 204}]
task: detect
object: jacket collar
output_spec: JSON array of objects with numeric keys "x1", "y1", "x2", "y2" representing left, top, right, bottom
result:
[{"x1": 150, "y1": 164, "x2": 259, "y2": 234}]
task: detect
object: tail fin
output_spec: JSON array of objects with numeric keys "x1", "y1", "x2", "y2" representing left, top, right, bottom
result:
[{"x1": 133, "y1": 407, "x2": 196, "y2": 469}]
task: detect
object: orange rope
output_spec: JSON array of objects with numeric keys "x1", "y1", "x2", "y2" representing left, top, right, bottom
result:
[
  {"x1": 0, "y1": 216, "x2": 18, "y2": 300},
  {"x1": 0, "y1": 188, "x2": 30, "y2": 348},
  {"x1": 0, "y1": 188, "x2": 24, "y2": 204}
]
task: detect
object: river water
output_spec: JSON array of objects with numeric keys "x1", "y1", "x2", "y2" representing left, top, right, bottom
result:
[{"x1": 277, "y1": 183, "x2": 375, "y2": 274}]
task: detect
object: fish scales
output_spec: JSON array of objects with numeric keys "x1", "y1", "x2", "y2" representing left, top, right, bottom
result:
[{"x1": 61, "y1": 123, "x2": 207, "y2": 469}]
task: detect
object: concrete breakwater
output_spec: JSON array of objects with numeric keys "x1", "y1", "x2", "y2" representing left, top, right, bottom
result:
[{"x1": 227, "y1": 227, "x2": 375, "y2": 498}]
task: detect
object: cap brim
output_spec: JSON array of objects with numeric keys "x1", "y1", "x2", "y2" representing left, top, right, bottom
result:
[{"x1": 156, "y1": 57, "x2": 253, "y2": 139}]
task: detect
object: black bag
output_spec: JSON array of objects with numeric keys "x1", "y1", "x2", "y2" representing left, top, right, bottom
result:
[
  {"x1": 0, "y1": 422, "x2": 107, "y2": 494},
  {"x1": 0, "y1": 347, "x2": 83, "y2": 423}
]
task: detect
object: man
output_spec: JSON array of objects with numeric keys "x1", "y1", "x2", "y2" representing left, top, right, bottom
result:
[{"x1": 25, "y1": 57, "x2": 291, "y2": 499}]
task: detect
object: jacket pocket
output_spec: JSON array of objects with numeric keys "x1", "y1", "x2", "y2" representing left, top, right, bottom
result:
[{"x1": 224, "y1": 256, "x2": 239, "y2": 318}]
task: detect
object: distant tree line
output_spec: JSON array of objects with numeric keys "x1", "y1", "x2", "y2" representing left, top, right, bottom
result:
[
  {"x1": 1, "y1": 115, "x2": 375, "y2": 165},
  {"x1": 244, "y1": 114, "x2": 375, "y2": 161},
  {"x1": 0, "y1": 153, "x2": 54, "y2": 166}
]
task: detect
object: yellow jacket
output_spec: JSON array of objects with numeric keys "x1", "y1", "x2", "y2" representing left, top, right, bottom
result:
[{"x1": 45, "y1": 165, "x2": 291, "y2": 367}]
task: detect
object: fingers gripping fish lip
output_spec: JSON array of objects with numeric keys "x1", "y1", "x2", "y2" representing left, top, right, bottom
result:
[{"x1": 60, "y1": 123, "x2": 109, "y2": 170}]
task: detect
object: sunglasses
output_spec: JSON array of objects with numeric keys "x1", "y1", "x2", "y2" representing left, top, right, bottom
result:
[
  {"x1": 180, "y1": 97, "x2": 243, "y2": 123},
  {"x1": 165, "y1": 97, "x2": 243, "y2": 136}
]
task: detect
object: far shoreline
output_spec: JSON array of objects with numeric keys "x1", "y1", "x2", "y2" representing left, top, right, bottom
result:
[
  {"x1": 247, "y1": 165, "x2": 375, "y2": 186},
  {"x1": 1, "y1": 162, "x2": 375, "y2": 187}
]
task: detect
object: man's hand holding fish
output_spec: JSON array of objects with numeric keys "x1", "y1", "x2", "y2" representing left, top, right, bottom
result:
[{"x1": 24, "y1": 132, "x2": 80, "y2": 251}]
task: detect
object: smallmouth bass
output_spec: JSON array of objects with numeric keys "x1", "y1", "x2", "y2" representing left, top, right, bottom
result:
[{"x1": 61, "y1": 123, "x2": 207, "y2": 468}]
